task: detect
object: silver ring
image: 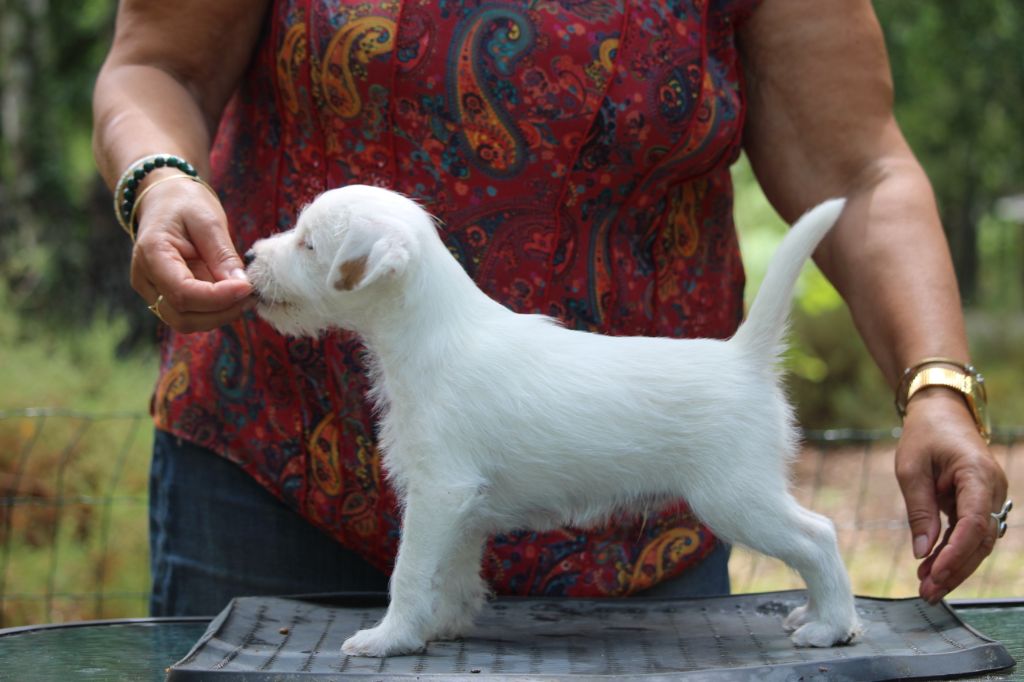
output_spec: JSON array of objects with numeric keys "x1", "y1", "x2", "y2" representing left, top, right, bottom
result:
[{"x1": 992, "y1": 499, "x2": 1013, "y2": 539}]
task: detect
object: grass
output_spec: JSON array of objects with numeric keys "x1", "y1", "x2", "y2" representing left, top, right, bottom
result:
[
  {"x1": 0, "y1": 296, "x2": 157, "y2": 414},
  {"x1": 0, "y1": 291, "x2": 156, "y2": 626}
]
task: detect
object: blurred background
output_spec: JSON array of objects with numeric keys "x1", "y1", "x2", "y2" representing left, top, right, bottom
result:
[{"x1": 0, "y1": 2, "x2": 1021, "y2": 627}]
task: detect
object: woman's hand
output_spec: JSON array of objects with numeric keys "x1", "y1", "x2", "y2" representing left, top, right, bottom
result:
[
  {"x1": 130, "y1": 173, "x2": 254, "y2": 333},
  {"x1": 895, "y1": 391, "x2": 1009, "y2": 603},
  {"x1": 92, "y1": 1, "x2": 271, "y2": 333}
]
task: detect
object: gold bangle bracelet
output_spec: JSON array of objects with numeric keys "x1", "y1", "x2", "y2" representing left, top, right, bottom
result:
[
  {"x1": 113, "y1": 153, "x2": 168, "y2": 233},
  {"x1": 126, "y1": 173, "x2": 219, "y2": 243}
]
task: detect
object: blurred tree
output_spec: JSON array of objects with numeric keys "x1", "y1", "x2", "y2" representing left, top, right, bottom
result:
[
  {"x1": 875, "y1": 1, "x2": 1024, "y2": 305},
  {"x1": 0, "y1": 0, "x2": 155, "y2": 347}
]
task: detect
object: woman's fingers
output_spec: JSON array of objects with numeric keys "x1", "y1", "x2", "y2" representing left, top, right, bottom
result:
[
  {"x1": 137, "y1": 275, "x2": 257, "y2": 333},
  {"x1": 129, "y1": 174, "x2": 254, "y2": 333},
  {"x1": 138, "y1": 241, "x2": 251, "y2": 313}
]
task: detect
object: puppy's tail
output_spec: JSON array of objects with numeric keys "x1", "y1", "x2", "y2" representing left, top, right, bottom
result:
[{"x1": 730, "y1": 198, "x2": 845, "y2": 360}]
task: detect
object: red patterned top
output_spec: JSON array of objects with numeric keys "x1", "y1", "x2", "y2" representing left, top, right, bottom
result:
[{"x1": 154, "y1": 0, "x2": 761, "y2": 596}]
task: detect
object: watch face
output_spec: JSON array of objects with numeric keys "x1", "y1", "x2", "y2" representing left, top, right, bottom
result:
[{"x1": 968, "y1": 377, "x2": 992, "y2": 441}]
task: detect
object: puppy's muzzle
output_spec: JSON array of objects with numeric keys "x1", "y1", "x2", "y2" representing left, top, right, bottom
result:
[{"x1": 243, "y1": 249, "x2": 269, "y2": 303}]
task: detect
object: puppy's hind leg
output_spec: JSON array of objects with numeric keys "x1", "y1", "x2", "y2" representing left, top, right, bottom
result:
[
  {"x1": 686, "y1": 476, "x2": 860, "y2": 647},
  {"x1": 341, "y1": 486, "x2": 488, "y2": 657}
]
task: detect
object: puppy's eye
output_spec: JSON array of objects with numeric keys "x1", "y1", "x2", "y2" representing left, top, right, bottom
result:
[{"x1": 298, "y1": 240, "x2": 315, "y2": 251}]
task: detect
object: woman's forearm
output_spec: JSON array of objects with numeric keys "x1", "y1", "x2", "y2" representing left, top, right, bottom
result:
[
  {"x1": 740, "y1": 1, "x2": 1006, "y2": 603},
  {"x1": 93, "y1": 63, "x2": 214, "y2": 188},
  {"x1": 814, "y1": 150, "x2": 970, "y2": 387},
  {"x1": 91, "y1": 1, "x2": 268, "y2": 188},
  {"x1": 91, "y1": 1, "x2": 267, "y2": 331}
]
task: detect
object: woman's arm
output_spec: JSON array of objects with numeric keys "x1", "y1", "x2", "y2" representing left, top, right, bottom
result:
[
  {"x1": 93, "y1": 1, "x2": 270, "y2": 332},
  {"x1": 739, "y1": 0, "x2": 1008, "y2": 602}
]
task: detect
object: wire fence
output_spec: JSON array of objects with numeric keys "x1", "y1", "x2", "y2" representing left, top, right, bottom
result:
[
  {"x1": 730, "y1": 428, "x2": 1023, "y2": 601},
  {"x1": 0, "y1": 409, "x2": 151, "y2": 628},
  {"x1": 0, "y1": 409, "x2": 1020, "y2": 628}
]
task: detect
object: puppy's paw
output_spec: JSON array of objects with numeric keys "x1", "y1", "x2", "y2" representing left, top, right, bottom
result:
[
  {"x1": 782, "y1": 604, "x2": 813, "y2": 632},
  {"x1": 433, "y1": 602, "x2": 482, "y2": 641},
  {"x1": 789, "y1": 619, "x2": 860, "y2": 648},
  {"x1": 430, "y1": 627, "x2": 468, "y2": 643},
  {"x1": 341, "y1": 625, "x2": 425, "y2": 658}
]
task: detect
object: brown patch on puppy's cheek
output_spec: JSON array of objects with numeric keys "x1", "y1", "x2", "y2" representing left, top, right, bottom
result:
[{"x1": 335, "y1": 256, "x2": 368, "y2": 291}]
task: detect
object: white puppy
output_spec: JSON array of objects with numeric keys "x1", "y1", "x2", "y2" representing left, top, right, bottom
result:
[{"x1": 246, "y1": 184, "x2": 860, "y2": 657}]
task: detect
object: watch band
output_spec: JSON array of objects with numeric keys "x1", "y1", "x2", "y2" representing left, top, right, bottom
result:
[
  {"x1": 907, "y1": 367, "x2": 972, "y2": 404},
  {"x1": 895, "y1": 358, "x2": 991, "y2": 443},
  {"x1": 896, "y1": 358, "x2": 974, "y2": 416}
]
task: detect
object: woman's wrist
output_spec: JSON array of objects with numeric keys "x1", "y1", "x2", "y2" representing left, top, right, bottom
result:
[
  {"x1": 114, "y1": 155, "x2": 198, "y2": 227},
  {"x1": 896, "y1": 357, "x2": 991, "y2": 443},
  {"x1": 901, "y1": 386, "x2": 990, "y2": 449},
  {"x1": 113, "y1": 154, "x2": 219, "y2": 242}
]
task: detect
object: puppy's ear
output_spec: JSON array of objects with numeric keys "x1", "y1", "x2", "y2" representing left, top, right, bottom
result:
[{"x1": 330, "y1": 229, "x2": 410, "y2": 292}]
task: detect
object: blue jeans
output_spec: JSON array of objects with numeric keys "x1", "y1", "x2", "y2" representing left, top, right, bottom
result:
[{"x1": 149, "y1": 430, "x2": 730, "y2": 617}]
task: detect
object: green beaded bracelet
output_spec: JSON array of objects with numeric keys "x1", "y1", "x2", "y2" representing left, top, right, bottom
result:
[{"x1": 113, "y1": 154, "x2": 198, "y2": 234}]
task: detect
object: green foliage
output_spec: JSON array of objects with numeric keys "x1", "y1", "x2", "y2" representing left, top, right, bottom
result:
[
  {"x1": 875, "y1": 0, "x2": 1024, "y2": 304},
  {"x1": 731, "y1": 2, "x2": 1024, "y2": 428},
  {"x1": 963, "y1": 312, "x2": 1024, "y2": 430},
  {"x1": 976, "y1": 213, "x2": 1024, "y2": 312},
  {"x1": 0, "y1": 284, "x2": 156, "y2": 414},
  {"x1": 734, "y1": 153, "x2": 1024, "y2": 430},
  {"x1": 0, "y1": 282, "x2": 155, "y2": 625},
  {"x1": 0, "y1": 0, "x2": 141, "y2": 336},
  {"x1": 1, "y1": 480, "x2": 150, "y2": 625},
  {"x1": 733, "y1": 157, "x2": 892, "y2": 429}
]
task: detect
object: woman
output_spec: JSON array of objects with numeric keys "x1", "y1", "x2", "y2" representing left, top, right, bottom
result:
[{"x1": 93, "y1": 0, "x2": 1008, "y2": 616}]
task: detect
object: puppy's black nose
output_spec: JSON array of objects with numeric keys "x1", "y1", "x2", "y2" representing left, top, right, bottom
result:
[{"x1": 243, "y1": 250, "x2": 256, "y2": 267}]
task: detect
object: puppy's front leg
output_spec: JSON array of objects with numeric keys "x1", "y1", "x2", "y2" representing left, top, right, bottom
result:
[{"x1": 341, "y1": 488, "x2": 487, "y2": 657}]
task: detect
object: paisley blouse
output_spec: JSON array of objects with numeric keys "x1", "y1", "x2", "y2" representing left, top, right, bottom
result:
[{"x1": 154, "y1": 0, "x2": 761, "y2": 596}]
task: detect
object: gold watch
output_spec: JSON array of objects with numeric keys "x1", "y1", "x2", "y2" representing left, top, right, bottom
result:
[{"x1": 895, "y1": 358, "x2": 991, "y2": 444}]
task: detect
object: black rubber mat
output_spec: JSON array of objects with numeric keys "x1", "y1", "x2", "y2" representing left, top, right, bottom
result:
[{"x1": 167, "y1": 591, "x2": 1014, "y2": 680}]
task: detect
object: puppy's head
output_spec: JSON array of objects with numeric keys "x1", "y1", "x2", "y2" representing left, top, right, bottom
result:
[{"x1": 246, "y1": 184, "x2": 424, "y2": 336}]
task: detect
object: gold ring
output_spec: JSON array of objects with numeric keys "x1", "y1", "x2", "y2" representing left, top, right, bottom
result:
[{"x1": 147, "y1": 294, "x2": 166, "y2": 323}]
